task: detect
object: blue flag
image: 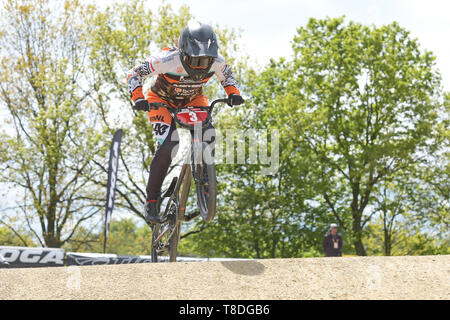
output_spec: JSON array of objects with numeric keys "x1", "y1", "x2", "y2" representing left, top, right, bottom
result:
[{"x1": 104, "y1": 129, "x2": 122, "y2": 253}]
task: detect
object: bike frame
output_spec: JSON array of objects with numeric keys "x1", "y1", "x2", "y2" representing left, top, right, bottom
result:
[{"x1": 163, "y1": 151, "x2": 193, "y2": 223}]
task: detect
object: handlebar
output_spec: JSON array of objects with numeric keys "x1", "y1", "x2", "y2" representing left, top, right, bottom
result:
[
  {"x1": 132, "y1": 98, "x2": 229, "y2": 113},
  {"x1": 132, "y1": 98, "x2": 231, "y2": 129}
]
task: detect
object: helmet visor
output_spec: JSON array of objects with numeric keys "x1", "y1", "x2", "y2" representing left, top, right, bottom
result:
[{"x1": 185, "y1": 56, "x2": 214, "y2": 69}]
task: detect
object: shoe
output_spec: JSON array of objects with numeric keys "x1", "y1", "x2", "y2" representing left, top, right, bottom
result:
[{"x1": 144, "y1": 201, "x2": 162, "y2": 224}]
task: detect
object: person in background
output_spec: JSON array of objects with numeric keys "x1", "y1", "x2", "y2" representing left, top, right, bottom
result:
[{"x1": 323, "y1": 223, "x2": 343, "y2": 257}]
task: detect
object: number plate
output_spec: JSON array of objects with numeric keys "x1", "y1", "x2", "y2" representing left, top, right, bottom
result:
[{"x1": 176, "y1": 108, "x2": 208, "y2": 126}]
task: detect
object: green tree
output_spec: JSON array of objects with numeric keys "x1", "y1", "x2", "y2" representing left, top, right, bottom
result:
[
  {"x1": 371, "y1": 162, "x2": 449, "y2": 256},
  {"x1": 365, "y1": 221, "x2": 449, "y2": 256},
  {"x1": 256, "y1": 18, "x2": 445, "y2": 255},
  {"x1": 0, "y1": 0, "x2": 246, "y2": 253},
  {"x1": 64, "y1": 218, "x2": 151, "y2": 255},
  {"x1": 82, "y1": 1, "x2": 194, "y2": 223},
  {"x1": 0, "y1": 226, "x2": 34, "y2": 247},
  {"x1": 83, "y1": 0, "x2": 245, "y2": 235},
  {"x1": 0, "y1": 0, "x2": 105, "y2": 247},
  {"x1": 191, "y1": 17, "x2": 447, "y2": 258},
  {"x1": 99, "y1": 218, "x2": 151, "y2": 255}
]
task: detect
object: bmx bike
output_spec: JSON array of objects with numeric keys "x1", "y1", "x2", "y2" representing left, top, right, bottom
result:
[{"x1": 133, "y1": 98, "x2": 231, "y2": 262}]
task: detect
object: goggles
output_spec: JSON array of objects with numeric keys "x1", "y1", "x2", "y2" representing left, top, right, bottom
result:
[{"x1": 185, "y1": 56, "x2": 214, "y2": 69}]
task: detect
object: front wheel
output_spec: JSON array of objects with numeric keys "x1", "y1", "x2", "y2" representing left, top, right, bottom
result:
[
  {"x1": 193, "y1": 156, "x2": 217, "y2": 222},
  {"x1": 151, "y1": 200, "x2": 180, "y2": 262}
]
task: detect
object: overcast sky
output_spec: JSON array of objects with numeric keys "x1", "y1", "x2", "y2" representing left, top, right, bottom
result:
[{"x1": 104, "y1": 0, "x2": 450, "y2": 91}]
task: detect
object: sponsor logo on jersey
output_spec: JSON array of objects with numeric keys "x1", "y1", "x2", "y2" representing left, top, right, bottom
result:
[{"x1": 150, "y1": 115, "x2": 165, "y2": 122}]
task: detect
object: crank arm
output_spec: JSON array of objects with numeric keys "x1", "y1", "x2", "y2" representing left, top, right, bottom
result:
[{"x1": 183, "y1": 211, "x2": 200, "y2": 222}]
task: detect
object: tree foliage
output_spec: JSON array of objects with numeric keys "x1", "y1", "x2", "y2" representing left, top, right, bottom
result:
[
  {"x1": 83, "y1": 0, "x2": 243, "y2": 227},
  {"x1": 181, "y1": 17, "x2": 448, "y2": 257},
  {"x1": 0, "y1": 0, "x2": 104, "y2": 247},
  {"x1": 0, "y1": 226, "x2": 34, "y2": 247},
  {"x1": 0, "y1": 0, "x2": 246, "y2": 250}
]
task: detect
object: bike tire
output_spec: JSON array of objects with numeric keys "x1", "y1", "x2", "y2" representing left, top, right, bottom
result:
[{"x1": 194, "y1": 161, "x2": 217, "y2": 223}]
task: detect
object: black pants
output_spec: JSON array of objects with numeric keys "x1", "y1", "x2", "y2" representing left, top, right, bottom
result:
[{"x1": 146, "y1": 121, "x2": 216, "y2": 201}]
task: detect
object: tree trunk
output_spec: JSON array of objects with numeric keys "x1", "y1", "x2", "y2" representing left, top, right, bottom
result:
[
  {"x1": 384, "y1": 228, "x2": 391, "y2": 256},
  {"x1": 352, "y1": 209, "x2": 367, "y2": 256},
  {"x1": 44, "y1": 236, "x2": 62, "y2": 248},
  {"x1": 350, "y1": 180, "x2": 367, "y2": 256},
  {"x1": 46, "y1": 163, "x2": 61, "y2": 248},
  {"x1": 353, "y1": 235, "x2": 367, "y2": 256}
]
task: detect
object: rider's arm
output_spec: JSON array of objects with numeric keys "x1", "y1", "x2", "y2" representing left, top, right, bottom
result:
[
  {"x1": 211, "y1": 55, "x2": 241, "y2": 97},
  {"x1": 126, "y1": 54, "x2": 165, "y2": 103}
]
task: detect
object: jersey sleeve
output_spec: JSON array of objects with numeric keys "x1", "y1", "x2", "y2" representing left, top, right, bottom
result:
[
  {"x1": 212, "y1": 55, "x2": 241, "y2": 96},
  {"x1": 126, "y1": 54, "x2": 165, "y2": 102}
]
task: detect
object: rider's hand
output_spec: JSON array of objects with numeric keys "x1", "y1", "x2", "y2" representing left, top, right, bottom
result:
[
  {"x1": 133, "y1": 98, "x2": 150, "y2": 111},
  {"x1": 228, "y1": 94, "x2": 245, "y2": 107}
]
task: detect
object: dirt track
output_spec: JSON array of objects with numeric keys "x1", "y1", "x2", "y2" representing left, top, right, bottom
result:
[{"x1": 0, "y1": 255, "x2": 449, "y2": 300}]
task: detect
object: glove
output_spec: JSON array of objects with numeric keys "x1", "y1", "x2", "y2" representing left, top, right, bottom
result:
[
  {"x1": 133, "y1": 98, "x2": 150, "y2": 111},
  {"x1": 227, "y1": 94, "x2": 244, "y2": 106}
]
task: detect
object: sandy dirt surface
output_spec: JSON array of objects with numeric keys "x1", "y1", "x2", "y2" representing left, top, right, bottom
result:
[{"x1": 0, "y1": 255, "x2": 448, "y2": 300}]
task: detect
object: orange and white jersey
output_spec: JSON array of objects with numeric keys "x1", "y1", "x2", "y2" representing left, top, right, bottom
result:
[{"x1": 127, "y1": 47, "x2": 240, "y2": 107}]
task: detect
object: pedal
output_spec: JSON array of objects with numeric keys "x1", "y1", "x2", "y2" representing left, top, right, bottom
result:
[{"x1": 184, "y1": 211, "x2": 200, "y2": 222}]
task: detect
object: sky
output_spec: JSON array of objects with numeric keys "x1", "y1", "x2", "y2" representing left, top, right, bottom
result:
[{"x1": 103, "y1": 0, "x2": 450, "y2": 91}]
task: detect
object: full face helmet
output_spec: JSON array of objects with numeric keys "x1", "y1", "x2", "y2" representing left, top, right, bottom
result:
[{"x1": 178, "y1": 21, "x2": 218, "y2": 81}]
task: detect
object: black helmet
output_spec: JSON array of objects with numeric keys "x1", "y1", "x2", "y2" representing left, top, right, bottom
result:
[{"x1": 178, "y1": 22, "x2": 218, "y2": 81}]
